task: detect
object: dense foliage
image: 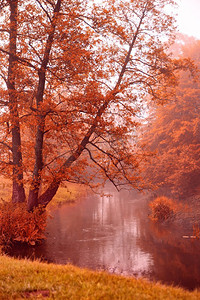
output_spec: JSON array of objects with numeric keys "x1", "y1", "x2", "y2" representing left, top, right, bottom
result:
[
  {"x1": 149, "y1": 196, "x2": 177, "y2": 221},
  {"x1": 0, "y1": 0, "x2": 184, "y2": 209},
  {"x1": 0, "y1": 201, "x2": 46, "y2": 246},
  {"x1": 141, "y1": 38, "x2": 200, "y2": 198}
]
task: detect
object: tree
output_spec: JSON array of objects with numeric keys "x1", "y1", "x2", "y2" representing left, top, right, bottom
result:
[
  {"x1": 0, "y1": 0, "x2": 180, "y2": 210},
  {"x1": 140, "y1": 37, "x2": 200, "y2": 198}
]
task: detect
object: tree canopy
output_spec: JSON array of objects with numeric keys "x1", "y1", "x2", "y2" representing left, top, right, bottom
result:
[{"x1": 0, "y1": 0, "x2": 181, "y2": 210}]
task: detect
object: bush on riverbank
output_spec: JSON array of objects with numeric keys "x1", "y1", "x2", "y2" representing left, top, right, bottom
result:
[
  {"x1": 0, "y1": 201, "x2": 46, "y2": 247},
  {"x1": 149, "y1": 196, "x2": 177, "y2": 221},
  {"x1": 0, "y1": 255, "x2": 200, "y2": 299}
]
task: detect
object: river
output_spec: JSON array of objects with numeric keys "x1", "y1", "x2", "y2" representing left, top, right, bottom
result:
[{"x1": 7, "y1": 185, "x2": 200, "y2": 290}]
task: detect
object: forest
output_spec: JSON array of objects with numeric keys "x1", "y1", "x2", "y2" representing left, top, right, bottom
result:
[{"x1": 141, "y1": 36, "x2": 200, "y2": 199}]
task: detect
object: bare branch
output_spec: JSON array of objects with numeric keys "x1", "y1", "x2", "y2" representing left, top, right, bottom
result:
[
  {"x1": 0, "y1": 141, "x2": 12, "y2": 151},
  {"x1": 114, "y1": 2, "x2": 149, "y2": 88},
  {"x1": 0, "y1": 47, "x2": 38, "y2": 71},
  {"x1": 35, "y1": 0, "x2": 52, "y2": 23},
  {"x1": 45, "y1": 0, "x2": 55, "y2": 8},
  {"x1": 28, "y1": 41, "x2": 43, "y2": 63},
  {"x1": 43, "y1": 151, "x2": 70, "y2": 168},
  {"x1": 85, "y1": 147, "x2": 120, "y2": 191}
]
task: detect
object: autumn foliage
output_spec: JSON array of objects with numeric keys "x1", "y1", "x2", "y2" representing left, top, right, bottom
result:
[
  {"x1": 141, "y1": 37, "x2": 200, "y2": 198},
  {"x1": 0, "y1": 0, "x2": 184, "y2": 210},
  {"x1": 0, "y1": 201, "x2": 46, "y2": 247},
  {"x1": 149, "y1": 196, "x2": 176, "y2": 222}
]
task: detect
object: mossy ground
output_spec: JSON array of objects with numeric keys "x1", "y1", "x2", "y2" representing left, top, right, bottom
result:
[{"x1": 0, "y1": 255, "x2": 200, "y2": 299}]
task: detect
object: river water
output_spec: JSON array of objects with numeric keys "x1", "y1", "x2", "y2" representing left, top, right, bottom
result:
[{"x1": 7, "y1": 186, "x2": 200, "y2": 290}]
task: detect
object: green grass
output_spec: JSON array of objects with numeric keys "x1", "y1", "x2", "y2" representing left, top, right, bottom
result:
[{"x1": 0, "y1": 255, "x2": 200, "y2": 299}]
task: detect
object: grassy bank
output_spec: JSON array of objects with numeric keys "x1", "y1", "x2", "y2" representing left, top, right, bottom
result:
[
  {"x1": 0, "y1": 176, "x2": 85, "y2": 207},
  {"x1": 0, "y1": 255, "x2": 200, "y2": 299}
]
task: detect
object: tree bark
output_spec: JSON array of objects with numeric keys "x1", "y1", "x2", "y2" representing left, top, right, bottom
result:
[
  {"x1": 8, "y1": 0, "x2": 25, "y2": 203},
  {"x1": 27, "y1": 116, "x2": 45, "y2": 210},
  {"x1": 38, "y1": 181, "x2": 60, "y2": 208},
  {"x1": 27, "y1": 0, "x2": 62, "y2": 211}
]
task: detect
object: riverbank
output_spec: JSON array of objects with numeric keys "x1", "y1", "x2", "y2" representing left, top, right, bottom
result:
[
  {"x1": 0, "y1": 255, "x2": 200, "y2": 299},
  {"x1": 173, "y1": 195, "x2": 200, "y2": 228},
  {"x1": 0, "y1": 176, "x2": 85, "y2": 207}
]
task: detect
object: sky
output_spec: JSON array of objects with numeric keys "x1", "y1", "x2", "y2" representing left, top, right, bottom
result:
[{"x1": 176, "y1": 0, "x2": 200, "y2": 39}]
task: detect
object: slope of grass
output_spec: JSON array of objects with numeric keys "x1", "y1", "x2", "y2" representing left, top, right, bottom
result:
[
  {"x1": 0, "y1": 255, "x2": 200, "y2": 299},
  {"x1": 0, "y1": 176, "x2": 84, "y2": 207},
  {"x1": 47, "y1": 183, "x2": 87, "y2": 209}
]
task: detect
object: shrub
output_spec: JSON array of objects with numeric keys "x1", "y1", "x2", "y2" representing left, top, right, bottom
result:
[
  {"x1": 0, "y1": 201, "x2": 47, "y2": 247},
  {"x1": 149, "y1": 196, "x2": 176, "y2": 222}
]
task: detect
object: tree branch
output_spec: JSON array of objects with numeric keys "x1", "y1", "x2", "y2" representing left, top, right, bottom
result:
[
  {"x1": 85, "y1": 147, "x2": 120, "y2": 191},
  {"x1": 35, "y1": 0, "x2": 52, "y2": 23},
  {"x1": 0, "y1": 47, "x2": 38, "y2": 71},
  {"x1": 0, "y1": 141, "x2": 12, "y2": 151}
]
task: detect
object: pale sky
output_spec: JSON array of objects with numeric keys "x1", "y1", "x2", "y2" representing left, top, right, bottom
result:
[{"x1": 177, "y1": 0, "x2": 200, "y2": 39}]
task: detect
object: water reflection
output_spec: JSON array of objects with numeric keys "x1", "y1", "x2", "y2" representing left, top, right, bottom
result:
[
  {"x1": 40, "y1": 188, "x2": 153, "y2": 277},
  {"x1": 6, "y1": 186, "x2": 200, "y2": 290}
]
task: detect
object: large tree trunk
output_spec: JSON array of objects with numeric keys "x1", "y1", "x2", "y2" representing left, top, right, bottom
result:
[
  {"x1": 8, "y1": 0, "x2": 25, "y2": 203},
  {"x1": 27, "y1": 0, "x2": 62, "y2": 211},
  {"x1": 11, "y1": 125, "x2": 26, "y2": 203},
  {"x1": 38, "y1": 181, "x2": 60, "y2": 208},
  {"x1": 27, "y1": 116, "x2": 45, "y2": 210}
]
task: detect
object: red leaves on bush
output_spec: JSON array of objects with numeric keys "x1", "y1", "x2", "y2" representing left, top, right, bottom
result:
[
  {"x1": 149, "y1": 196, "x2": 177, "y2": 222},
  {"x1": 0, "y1": 201, "x2": 47, "y2": 246}
]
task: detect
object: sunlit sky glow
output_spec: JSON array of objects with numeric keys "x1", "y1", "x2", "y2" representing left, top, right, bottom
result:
[{"x1": 177, "y1": 0, "x2": 200, "y2": 39}]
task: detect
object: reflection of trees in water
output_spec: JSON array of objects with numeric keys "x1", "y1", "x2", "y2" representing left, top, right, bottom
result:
[
  {"x1": 72, "y1": 188, "x2": 153, "y2": 275},
  {"x1": 6, "y1": 187, "x2": 200, "y2": 290},
  {"x1": 137, "y1": 215, "x2": 200, "y2": 289}
]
